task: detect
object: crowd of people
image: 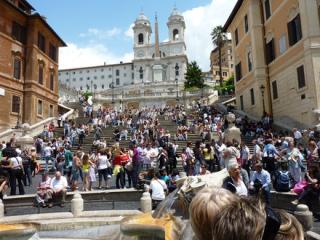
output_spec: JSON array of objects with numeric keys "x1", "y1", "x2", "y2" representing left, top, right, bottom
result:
[{"x1": 0, "y1": 96, "x2": 319, "y2": 234}]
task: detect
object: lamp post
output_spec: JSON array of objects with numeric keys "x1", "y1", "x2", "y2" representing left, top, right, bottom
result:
[
  {"x1": 111, "y1": 81, "x2": 115, "y2": 104},
  {"x1": 175, "y1": 63, "x2": 179, "y2": 102},
  {"x1": 260, "y1": 84, "x2": 266, "y2": 115},
  {"x1": 139, "y1": 67, "x2": 144, "y2": 83}
]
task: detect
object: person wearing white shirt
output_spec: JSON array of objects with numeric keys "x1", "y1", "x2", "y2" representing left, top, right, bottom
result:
[
  {"x1": 223, "y1": 162, "x2": 248, "y2": 196},
  {"x1": 149, "y1": 172, "x2": 167, "y2": 209},
  {"x1": 48, "y1": 171, "x2": 68, "y2": 207}
]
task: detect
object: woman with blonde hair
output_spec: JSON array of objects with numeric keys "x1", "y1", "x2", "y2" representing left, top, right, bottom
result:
[{"x1": 189, "y1": 187, "x2": 239, "y2": 240}]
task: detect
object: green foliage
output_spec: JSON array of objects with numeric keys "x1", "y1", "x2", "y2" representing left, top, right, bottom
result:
[
  {"x1": 214, "y1": 75, "x2": 235, "y2": 94},
  {"x1": 210, "y1": 26, "x2": 227, "y2": 47},
  {"x1": 184, "y1": 61, "x2": 204, "y2": 89},
  {"x1": 82, "y1": 91, "x2": 92, "y2": 101},
  {"x1": 211, "y1": 25, "x2": 228, "y2": 86}
]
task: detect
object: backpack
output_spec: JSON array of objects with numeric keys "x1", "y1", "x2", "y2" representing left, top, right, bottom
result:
[{"x1": 275, "y1": 171, "x2": 290, "y2": 192}]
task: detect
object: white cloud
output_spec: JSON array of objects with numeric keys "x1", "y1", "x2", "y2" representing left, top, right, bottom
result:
[
  {"x1": 125, "y1": 24, "x2": 134, "y2": 38},
  {"x1": 80, "y1": 27, "x2": 122, "y2": 39},
  {"x1": 183, "y1": 0, "x2": 237, "y2": 70},
  {"x1": 59, "y1": 42, "x2": 133, "y2": 69}
]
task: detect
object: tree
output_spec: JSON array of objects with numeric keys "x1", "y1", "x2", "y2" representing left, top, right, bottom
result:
[
  {"x1": 184, "y1": 61, "x2": 204, "y2": 89},
  {"x1": 211, "y1": 25, "x2": 228, "y2": 87},
  {"x1": 214, "y1": 75, "x2": 235, "y2": 95}
]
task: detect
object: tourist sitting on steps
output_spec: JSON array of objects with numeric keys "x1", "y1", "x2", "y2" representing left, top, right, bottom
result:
[
  {"x1": 249, "y1": 161, "x2": 272, "y2": 206},
  {"x1": 35, "y1": 172, "x2": 52, "y2": 207},
  {"x1": 48, "y1": 171, "x2": 68, "y2": 207}
]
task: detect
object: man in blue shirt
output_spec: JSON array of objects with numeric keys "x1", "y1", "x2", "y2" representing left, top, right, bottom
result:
[
  {"x1": 249, "y1": 161, "x2": 272, "y2": 205},
  {"x1": 263, "y1": 139, "x2": 280, "y2": 178}
]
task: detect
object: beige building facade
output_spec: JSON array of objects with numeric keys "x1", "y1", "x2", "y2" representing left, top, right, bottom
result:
[
  {"x1": 224, "y1": 0, "x2": 320, "y2": 128},
  {"x1": 210, "y1": 40, "x2": 234, "y2": 82}
]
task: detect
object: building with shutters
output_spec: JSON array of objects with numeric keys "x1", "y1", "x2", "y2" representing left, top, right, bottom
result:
[
  {"x1": 0, "y1": 0, "x2": 66, "y2": 130},
  {"x1": 210, "y1": 39, "x2": 234, "y2": 83},
  {"x1": 223, "y1": 0, "x2": 320, "y2": 128}
]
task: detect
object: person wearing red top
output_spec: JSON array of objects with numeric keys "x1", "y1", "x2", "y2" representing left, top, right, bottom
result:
[{"x1": 114, "y1": 148, "x2": 129, "y2": 189}]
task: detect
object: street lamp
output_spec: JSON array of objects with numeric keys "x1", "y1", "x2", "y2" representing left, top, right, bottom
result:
[
  {"x1": 260, "y1": 84, "x2": 266, "y2": 115},
  {"x1": 175, "y1": 63, "x2": 179, "y2": 102},
  {"x1": 111, "y1": 81, "x2": 115, "y2": 104},
  {"x1": 139, "y1": 67, "x2": 144, "y2": 83}
]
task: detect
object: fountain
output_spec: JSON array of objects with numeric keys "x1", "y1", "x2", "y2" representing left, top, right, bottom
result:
[{"x1": 0, "y1": 223, "x2": 38, "y2": 240}]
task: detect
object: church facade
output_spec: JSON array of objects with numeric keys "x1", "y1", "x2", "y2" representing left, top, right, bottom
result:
[{"x1": 59, "y1": 9, "x2": 188, "y2": 107}]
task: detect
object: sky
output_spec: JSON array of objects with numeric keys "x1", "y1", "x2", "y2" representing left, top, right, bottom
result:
[{"x1": 28, "y1": 0, "x2": 237, "y2": 71}]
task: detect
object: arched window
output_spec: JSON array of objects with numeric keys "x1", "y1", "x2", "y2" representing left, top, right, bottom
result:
[
  {"x1": 173, "y1": 29, "x2": 179, "y2": 41},
  {"x1": 138, "y1": 33, "x2": 144, "y2": 44}
]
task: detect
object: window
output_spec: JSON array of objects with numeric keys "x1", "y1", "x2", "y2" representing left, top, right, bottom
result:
[
  {"x1": 101, "y1": 84, "x2": 104, "y2": 89},
  {"x1": 124, "y1": 73, "x2": 127, "y2": 77},
  {"x1": 94, "y1": 76, "x2": 97, "y2": 79},
  {"x1": 49, "y1": 105, "x2": 53, "y2": 117},
  {"x1": 173, "y1": 29, "x2": 179, "y2": 40},
  {"x1": 266, "y1": 39, "x2": 275, "y2": 64},
  {"x1": 139, "y1": 67, "x2": 143, "y2": 80},
  {"x1": 138, "y1": 33, "x2": 144, "y2": 44},
  {"x1": 272, "y1": 81, "x2": 278, "y2": 100},
  {"x1": 244, "y1": 15, "x2": 249, "y2": 33},
  {"x1": 116, "y1": 78, "x2": 120, "y2": 85},
  {"x1": 87, "y1": 77, "x2": 90, "y2": 80},
  {"x1": 250, "y1": 88, "x2": 255, "y2": 105},
  {"x1": 223, "y1": 72, "x2": 227, "y2": 77},
  {"x1": 235, "y1": 62, "x2": 242, "y2": 81},
  {"x1": 235, "y1": 28, "x2": 239, "y2": 45},
  {"x1": 12, "y1": 96, "x2": 20, "y2": 113},
  {"x1": 247, "y1": 51, "x2": 253, "y2": 72},
  {"x1": 297, "y1": 65, "x2": 306, "y2": 89},
  {"x1": 87, "y1": 70, "x2": 90, "y2": 73},
  {"x1": 108, "y1": 75, "x2": 112, "y2": 78},
  {"x1": 101, "y1": 69, "x2": 104, "y2": 72},
  {"x1": 80, "y1": 77, "x2": 83, "y2": 81},
  {"x1": 264, "y1": 0, "x2": 271, "y2": 20},
  {"x1": 50, "y1": 72, "x2": 54, "y2": 91},
  {"x1": 37, "y1": 32, "x2": 46, "y2": 52},
  {"x1": 80, "y1": 86, "x2": 83, "y2": 90},
  {"x1": 132, "y1": 73, "x2": 134, "y2": 79},
  {"x1": 37, "y1": 99, "x2": 43, "y2": 116},
  {"x1": 279, "y1": 35, "x2": 287, "y2": 54},
  {"x1": 288, "y1": 14, "x2": 302, "y2": 46},
  {"x1": 12, "y1": 21, "x2": 26, "y2": 44},
  {"x1": 240, "y1": 95, "x2": 244, "y2": 111},
  {"x1": 73, "y1": 72, "x2": 75, "y2": 75},
  {"x1": 13, "y1": 58, "x2": 21, "y2": 80},
  {"x1": 94, "y1": 84, "x2": 97, "y2": 90},
  {"x1": 101, "y1": 75, "x2": 104, "y2": 79},
  {"x1": 116, "y1": 69, "x2": 120, "y2": 76},
  {"x1": 49, "y1": 43, "x2": 57, "y2": 61},
  {"x1": 38, "y1": 65, "x2": 44, "y2": 84}
]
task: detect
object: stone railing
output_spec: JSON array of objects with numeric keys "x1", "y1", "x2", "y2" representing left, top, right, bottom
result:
[{"x1": 0, "y1": 104, "x2": 74, "y2": 142}]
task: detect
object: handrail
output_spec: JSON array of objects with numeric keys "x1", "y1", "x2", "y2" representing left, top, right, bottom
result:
[{"x1": 0, "y1": 104, "x2": 75, "y2": 142}]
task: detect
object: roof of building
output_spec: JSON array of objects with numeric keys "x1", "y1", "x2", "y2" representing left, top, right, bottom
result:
[
  {"x1": 222, "y1": 0, "x2": 243, "y2": 32},
  {"x1": 59, "y1": 62, "x2": 133, "y2": 72},
  {"x1": 30, "y1": 13, "x2": 67, "y2": 47},
  {"x1": 20, "y1": 0, "x2": 35, "y2": 11},
  {"x1": 4, "y1": 0, "x2": 66, "y2": 47}
]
